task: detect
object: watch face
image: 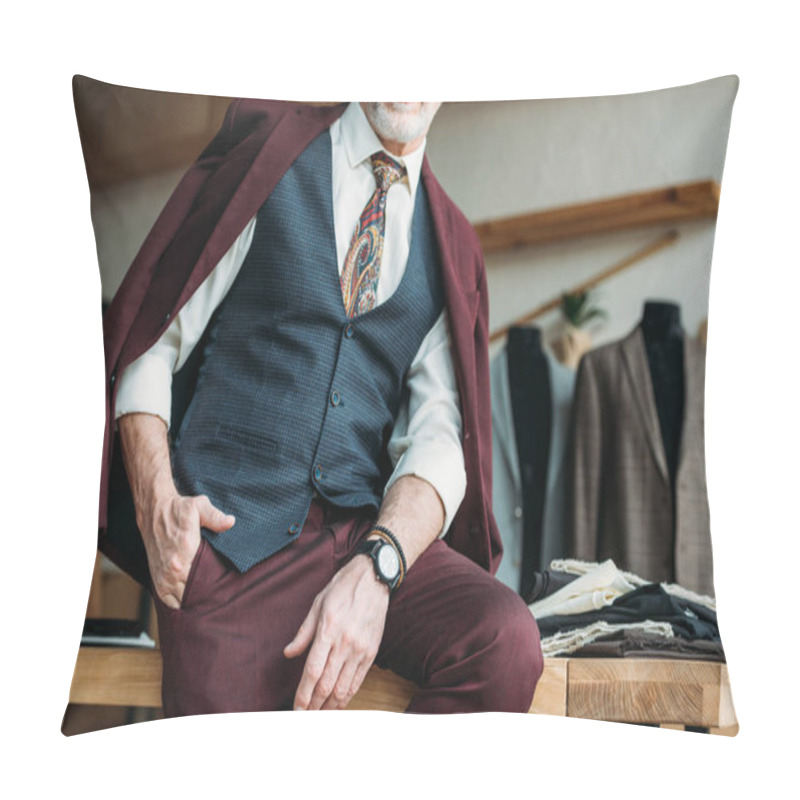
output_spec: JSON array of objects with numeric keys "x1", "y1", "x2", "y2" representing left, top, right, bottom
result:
[{"x1": 377, "y1": 543, "x2": 400, "y2": 580}]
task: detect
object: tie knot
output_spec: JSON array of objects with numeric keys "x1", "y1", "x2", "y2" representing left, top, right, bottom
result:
[{"x1": 371, "y1": 151, "x2": 407, "y2": 192}]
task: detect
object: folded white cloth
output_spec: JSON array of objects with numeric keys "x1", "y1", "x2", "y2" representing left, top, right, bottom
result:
[
  {"x1": 529, "y1": 559, "x2": 636, "y2": 620},
  {"x1": 547, "y1": 558, "x2": 716, "y2": 610},
  {"x1": 548, "y1": 557, "x2": 648, "y2": 587},
  {"x1": 539, "y1": 620, "x2": 674, "y2": 658}
]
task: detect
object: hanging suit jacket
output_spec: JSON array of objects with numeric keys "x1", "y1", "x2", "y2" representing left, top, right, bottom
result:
[
  {"x1": 98, "y1": 99, "x2": 502, "y2": 583},
  {"x1": 490, "y1": 345, "x2": 576, "y2": 592},
  {"x1": 567, "y1": 326, "x2": 714, "y2": 596}
]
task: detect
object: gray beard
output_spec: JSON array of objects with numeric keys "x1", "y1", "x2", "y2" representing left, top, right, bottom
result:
[{"x1": 363, "y1": 103, "x2": 440, "y2": 145}]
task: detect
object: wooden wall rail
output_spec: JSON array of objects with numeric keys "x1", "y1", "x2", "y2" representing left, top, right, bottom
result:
[
  {"x1": 69, "y1": 647, "x2": 736, "y2": 731},
  {"x1": 473, "y1": 181, "x2": 720, "y2": 252}
]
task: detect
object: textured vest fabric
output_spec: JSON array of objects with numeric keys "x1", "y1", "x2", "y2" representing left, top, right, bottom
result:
[{"x1": 171, "y1": 131, "x2": 444, "y2": 572}]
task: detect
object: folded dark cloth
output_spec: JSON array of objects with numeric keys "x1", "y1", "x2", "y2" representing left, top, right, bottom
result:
[
  {"x1": 569, "y1": 628, "x2": 726, "y2": 661},
  {"x1": 524, "y1": 569, "x2": 580, "y2": 605},
  {"x1": 535, "y1": 583, "x2": 720, "y2": 642}
]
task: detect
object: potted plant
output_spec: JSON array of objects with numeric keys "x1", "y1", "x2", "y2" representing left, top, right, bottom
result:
[{"x1": 551, "y1": 289, "x2": 607, "y2": 368}]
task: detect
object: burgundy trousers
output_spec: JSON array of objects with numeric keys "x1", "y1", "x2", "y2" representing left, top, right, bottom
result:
[{"x1": 154, "y1": 500, "x2": 543, "y2": 716}]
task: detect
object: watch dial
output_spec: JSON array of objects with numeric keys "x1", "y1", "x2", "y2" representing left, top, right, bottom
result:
[{"x1": 377, "y1": 544, "x2": 400, "y2": 580}]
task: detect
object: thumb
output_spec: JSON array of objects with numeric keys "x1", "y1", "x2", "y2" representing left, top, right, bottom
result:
[
  {"x1": 195, "y1": 494, "x2": 235, "y2": 533},
  {"x1": 284, "y1": 605, "x2": 318, "y2": 659}
]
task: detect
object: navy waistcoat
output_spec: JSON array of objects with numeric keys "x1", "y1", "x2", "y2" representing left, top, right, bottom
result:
[{"x1": 171, "y1": 131, "x2": 444, "y2": 572}]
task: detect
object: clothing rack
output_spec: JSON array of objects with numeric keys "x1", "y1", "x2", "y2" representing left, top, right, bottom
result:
[{"x1": 488, "y1": 230, "x2": 678, "y2": 344}]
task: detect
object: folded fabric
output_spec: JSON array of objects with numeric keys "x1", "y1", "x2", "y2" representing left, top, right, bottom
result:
[
  {"x1": 548, "y1": 558, "x2": 716, "y2": 610},
  {"x1": 549, "y1": 558, "x2": 648, "y2": 586},
  {"x1": 659, "y1": 582, "x2": 716, "y2": 612},
  {"x1": 539, "y1": 620, "x2": 674, "y2": 658},
  {"x1": 524, "y1": 570, "x2": 580, "y2": 605},
  {"x1": 569, "y1": 629, "x2": 726, "y2": 662},
  {"x1": 536, "y1": 583, "x2": 721, "y2": 642},
  {"x1": 528, "y1": 559, "x2": 636, "y2": 619}
]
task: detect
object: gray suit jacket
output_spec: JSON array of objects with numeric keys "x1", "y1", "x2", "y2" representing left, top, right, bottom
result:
[
  {"x1": 491, "y1": 346, "x2": 576, "y2": 592},
  {"x1": 567, "y1": 326, "x2": 714, "y2": 596}
]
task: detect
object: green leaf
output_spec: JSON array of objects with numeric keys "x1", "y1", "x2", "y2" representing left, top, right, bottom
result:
[{"x1": 560, "y1": 289, "x2": 606, "y2": 328}]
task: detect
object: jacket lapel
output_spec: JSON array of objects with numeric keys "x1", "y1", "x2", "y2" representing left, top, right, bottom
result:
[
  {"x1": 420, "y1": 157, "x2": 480, "y2": 418},
  {"x1": 676, "y1": 336, "x2": 702, "y2": 476},
  {"x1": 177, "y1": 103, "x2": 347, "y2": 310},
  {"x1": 544, "y1": 352, "x2": 572, "y2": 496},
  {"x1": 621, "y1": 326, "x2": 670, "y2": 483},
  {"x1": 421, "y1": 158, "x2": 480, "y2": 323},
  {"x1": 118, "y1": 103, "x2": 348, "y2": 373}
]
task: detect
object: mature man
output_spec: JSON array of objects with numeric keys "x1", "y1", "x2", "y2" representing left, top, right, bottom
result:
[{"x1": 101, "y1": 99, "x2": 542, "y2": 715}]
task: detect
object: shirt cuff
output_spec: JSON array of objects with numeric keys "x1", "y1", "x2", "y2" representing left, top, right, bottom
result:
[
  {"x1": 383, "y1": 437, "x2": 467, "y2": 537},
  {"x1": 114, "y1": 352, "x2": 174, "y2": 428}
]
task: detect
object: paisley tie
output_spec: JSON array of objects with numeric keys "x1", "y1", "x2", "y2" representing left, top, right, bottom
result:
[{"x1": 340, "y1": 151, "x2": 407, "y2": 317}]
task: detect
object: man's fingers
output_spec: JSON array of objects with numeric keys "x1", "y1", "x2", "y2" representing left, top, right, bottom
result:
[
  {"x1": 284, "y1": 604, "x2": 318, "y2": 659},
  {"x1": 288, "y1": 559, "x2": 390, "y2": 710},
  {"x1": 348, "y1": 658, "x2": 373, "y2": 703},
  {"x1": 195, "y1": 494, "x2": 235, "y2": 533},
  {"x1": 293, "y1": 636, "x2": 333, "y2": 710},
  {"x1": 159, "y1": 592, "x2": 181, "y2": 610},
  {"x1": 153, "y1": 577, "x2": 184, "y2": 609},
  {"x1": 321, "y1": 654, "x2": 360, "y2": 710},
  {"x1": 306, "y1": 645, "x2": 346, "y2": 711}
]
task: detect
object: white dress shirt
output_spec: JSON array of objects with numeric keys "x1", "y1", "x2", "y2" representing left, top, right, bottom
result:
[{"x1": 115, "y1": 102, "x2": 466, "y2": 534}]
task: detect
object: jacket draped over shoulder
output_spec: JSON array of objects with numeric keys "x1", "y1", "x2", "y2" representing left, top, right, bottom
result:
[{"x1": 99, "y1": 100, "x2": 502, "y2": 580}]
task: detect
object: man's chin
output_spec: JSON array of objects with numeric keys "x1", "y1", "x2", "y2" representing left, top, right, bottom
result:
[{"x1": 364, "y1": 102, "x2": 441, "y2": 145}]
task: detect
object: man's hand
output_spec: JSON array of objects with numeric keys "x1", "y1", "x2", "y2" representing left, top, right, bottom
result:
[
  {"x1": 284, "y1": 551, "x2": 390, "y2": 710},
  {"x1": 283, "y1": 475, "x2": 445, "y2": 710},
  {"x1": 117, "y1": 413, "x2": 234, "y2": 609},
  {"x1": 141, "y1": 492, "x2": 234, "y2": 609}
]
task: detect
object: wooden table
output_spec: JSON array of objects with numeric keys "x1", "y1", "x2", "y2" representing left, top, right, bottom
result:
[{"x1": 69, "y1": 647, "x2": 737, "y2": 733}]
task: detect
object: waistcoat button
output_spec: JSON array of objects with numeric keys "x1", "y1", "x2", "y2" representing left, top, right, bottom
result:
[
  {"x1": 330, "y1": 391, "x2": 341, "y2": 406},
  {"x1": 314, "y1": 465, "x2": 323, "y2": 481},
  {"x1": 344, "y1": 324, "x2": 354, "y2": 339},
  {"x1": 288, "y1": 523, "x2": 300, "y2": 535}
]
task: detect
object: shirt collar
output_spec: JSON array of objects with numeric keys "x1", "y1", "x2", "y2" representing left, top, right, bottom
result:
[{"x1": 341, "y1": 102, "x2": 425, "y2": 198}]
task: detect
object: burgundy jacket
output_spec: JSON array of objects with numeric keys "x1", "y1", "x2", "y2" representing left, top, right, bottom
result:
[{"x1": 100, "y1": 100, "x2": 502, "y2": 577}]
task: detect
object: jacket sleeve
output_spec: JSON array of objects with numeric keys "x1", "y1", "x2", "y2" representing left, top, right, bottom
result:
[
  {"x1": 99, "y1": 98, "x2": 249, "y2": 531},
  {"x1": 472, "y1": 244, "x2": 504, "y2": 573}
]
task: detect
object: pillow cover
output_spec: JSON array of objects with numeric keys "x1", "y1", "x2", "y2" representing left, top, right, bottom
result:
[{"x1": 64, "y1": 75, "x2": 738, "y2": 735}]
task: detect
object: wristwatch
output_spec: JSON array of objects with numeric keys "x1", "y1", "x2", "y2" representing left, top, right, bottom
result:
[{"x1": 355, "y1": 538, "x2": 402, "y2": 592}]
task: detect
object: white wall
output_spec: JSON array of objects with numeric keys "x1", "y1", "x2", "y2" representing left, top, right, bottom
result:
[
  {"x1": 92, "y1": 166, "x2": 187, "y2": 303},
  {"x1": 425, "y1": 76, "x2": 738, "y2": 353}
]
